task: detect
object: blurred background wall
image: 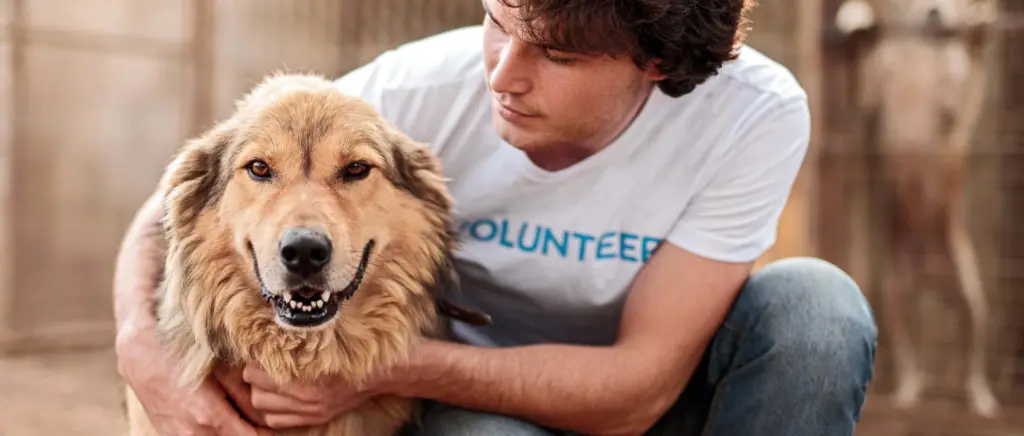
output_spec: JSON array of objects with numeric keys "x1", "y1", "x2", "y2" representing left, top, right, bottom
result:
[
  {"x1": 0, "y1": 0, "x2": 1020, "y2": 435},
  {"x1": 0, "y1": 0, "x2": 486, "y2": 353}
]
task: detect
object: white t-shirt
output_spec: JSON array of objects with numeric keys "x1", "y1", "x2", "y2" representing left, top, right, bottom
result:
[{"x1": 334, "y1": 25, "x2": 811, "y2": 347}]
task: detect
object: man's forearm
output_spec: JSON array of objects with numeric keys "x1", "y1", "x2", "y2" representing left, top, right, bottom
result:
[
  {"x1": 113, "y1": 192, "x2": 167, "y2": 333},
  {"x1": 395, "y1": 339, "x2": 695, "y2": 435}
]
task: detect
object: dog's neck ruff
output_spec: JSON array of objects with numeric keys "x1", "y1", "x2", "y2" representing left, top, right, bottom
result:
[{"x1": 255, "y1": 239, "x2": 376, "y2": 302}]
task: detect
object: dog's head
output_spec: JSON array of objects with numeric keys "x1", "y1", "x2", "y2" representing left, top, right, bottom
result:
[
  {"x1": 834, "y1": 0, "x2": 994, "y2": 152},
  {"x1": 156, "y1": 73, "x2": 456, "y2": 381},
  {"x1": 838, "y1": 0, "x2": 994, "y2": 30}
]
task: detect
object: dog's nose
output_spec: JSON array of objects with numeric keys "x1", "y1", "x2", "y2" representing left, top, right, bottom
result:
[{"x1": 279, "y1": 228, "x2": 332, "y2": 278}]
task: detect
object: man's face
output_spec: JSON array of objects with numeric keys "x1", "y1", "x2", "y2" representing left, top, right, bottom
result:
[{"x1": 481, "y1": 0, "x2": 664, "y2": 158}]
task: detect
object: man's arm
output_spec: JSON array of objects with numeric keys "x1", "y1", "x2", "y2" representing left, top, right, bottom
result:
[
  {"x1": 391, "y1": 94, "x2": 811, "y2": 435},
  {"x1": 396, "y1": 245, "x2": 751, "y2": 435},
  {"x1": 113, "y1": 191, "x2": 166, "y2": 339}
]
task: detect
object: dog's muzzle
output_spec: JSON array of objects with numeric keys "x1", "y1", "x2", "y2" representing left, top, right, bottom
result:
[{"x1": 249, "y1": 233, "x2": 375, "y2": 328}]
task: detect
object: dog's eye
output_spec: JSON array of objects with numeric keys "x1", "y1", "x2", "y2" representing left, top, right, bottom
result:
[
  {"x1": 341, "y1": 161, "x2": 372, "y2": 182},
  {"x1": 246, "y1": 159, "x2": 272, "y2": 180}
]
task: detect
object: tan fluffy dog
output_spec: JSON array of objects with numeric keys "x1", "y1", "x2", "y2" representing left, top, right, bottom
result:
[
  {"x1": 124, "y1": 72, "x2": 486, "y2": 435},
  {"x1": 836, "y1": 0, "x2": 997, "y2": 417}
]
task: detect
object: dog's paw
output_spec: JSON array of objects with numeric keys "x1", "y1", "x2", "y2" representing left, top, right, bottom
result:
[
  {"x1": 892, "y1": 373, "x2": 923, "y2": 409},
  {"x1": 835, "y1": 0, "x2": 876, "y2": 35},
  {"x1": 967, "y1": 376, "x2": 999, "y2": 418}
]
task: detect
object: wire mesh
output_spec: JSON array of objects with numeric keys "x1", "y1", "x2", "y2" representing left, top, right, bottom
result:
[
  {"x1": 0, "y1": 2, "x2": 486, "y2": 432},
  {"x1": 815, "y1": 1, "x2": 1024, "y2": 435},
  {"x1": 0, "y1": 0, "x2": 485, "y2": 347}
]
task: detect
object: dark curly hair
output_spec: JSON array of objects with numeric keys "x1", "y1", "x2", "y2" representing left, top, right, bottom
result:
[{"x1": 497, "y1": 0, "x2": 757, "y2": 98}]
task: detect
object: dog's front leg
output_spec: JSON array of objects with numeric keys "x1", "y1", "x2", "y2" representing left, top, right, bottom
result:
[
  {"x1": 948, "y1": 196, "x2": 998, "y2": 417},
  {"x1": 884, "y1": 246, "x2": 924, "y2": 409}
]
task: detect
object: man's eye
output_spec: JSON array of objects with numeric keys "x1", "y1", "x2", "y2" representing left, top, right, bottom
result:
[{"x1": 543, "y1": 50, "x2": 576, "y2": 65}]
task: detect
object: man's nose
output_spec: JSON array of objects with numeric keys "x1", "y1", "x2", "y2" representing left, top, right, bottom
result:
[{"x1": 489, "y1": 40, "x2": 532, "y2": 95}]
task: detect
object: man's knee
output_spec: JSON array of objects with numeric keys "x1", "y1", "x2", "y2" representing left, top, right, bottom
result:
[
  {"x1": 728, "y1": 257, "x2": 879, "y2": 382},
  {"x1": 689, "y1": 258, "x2": 877, "y2": 436},
  {"x1": 409, "y1": 402, "x2": 554, "y2": 436}
]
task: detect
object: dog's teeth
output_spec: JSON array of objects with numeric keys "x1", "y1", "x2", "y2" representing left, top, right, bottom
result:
[
  {"x1": 304, "y1": 305, "x2": 311, "y2": 312},
  {"x1": 289, "y1": 300, "x2": 297, "y2": 309},
  {"x1": 321, "y1": 291, "x2": 330, "y2": 302},
  {"x1": 283, "y1": 292, "x2": 292, "y2": 303},
  {"x1": 315, "y1": 300, "x2": 323, "y2": 308}
]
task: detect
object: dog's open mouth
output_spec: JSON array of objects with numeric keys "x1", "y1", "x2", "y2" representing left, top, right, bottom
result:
[
  {"x1": 249, "y1": 240, "x2": 375, "y2": 328},
  {"x1": 268, "y1": 286, "x2": 340, "y2": 327}
]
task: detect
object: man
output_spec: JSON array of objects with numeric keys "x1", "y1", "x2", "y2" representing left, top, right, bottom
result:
[{"x1": 113, "y1": 0, "x2": 879, "y2": 434}]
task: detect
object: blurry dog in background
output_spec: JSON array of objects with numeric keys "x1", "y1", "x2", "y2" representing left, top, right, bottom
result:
[{"x1": 835, "y1": 0, "x2": 998, "y2": 418}]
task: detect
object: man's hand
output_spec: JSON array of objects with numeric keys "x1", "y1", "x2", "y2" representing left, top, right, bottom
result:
[
  {"x1": 241, "y1": 364, "x2": 382, "y2": 429},
  {"x1": 116, "y1": 324, "x2": 273, "y2": 436}
]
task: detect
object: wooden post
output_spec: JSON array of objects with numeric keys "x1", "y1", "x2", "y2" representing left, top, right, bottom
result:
[
  {"x1": 189, "y1": 0, "x2": 215, "y2": 138},
  {"x1": 750, "y1": 0, "x2": 824, "y2": 268},
  {"x1": 815, "y1": 0, "x2": 873, "y2": 288},
  {"x1": 796, "y1": 0, "x2": 823, "y2": 258},
  {"x1": 998, "y1": 1, "x2": 1024, "y2": 397},
  {"x1": 0, "y1": 0, "x2": 25, "y2": 347}
]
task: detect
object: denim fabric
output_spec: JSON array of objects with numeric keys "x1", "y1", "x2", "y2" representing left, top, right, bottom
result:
[{"x1": 408, "y1": 257, "x2": 879, "y2": 436}]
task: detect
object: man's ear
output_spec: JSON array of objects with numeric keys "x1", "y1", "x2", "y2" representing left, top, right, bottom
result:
[{"x1": 641, "y1": 60, "x2": 669, "y2": 82}]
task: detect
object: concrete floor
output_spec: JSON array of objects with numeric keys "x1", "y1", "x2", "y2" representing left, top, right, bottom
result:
[
  {"x1": 0, "y1": 348, "x2": 125, "y2": 436},
  {"x1": 0, "y1": 347, "x2": 1020, "y2": 436}
]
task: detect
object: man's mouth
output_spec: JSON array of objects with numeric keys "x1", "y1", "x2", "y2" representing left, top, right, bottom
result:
[{"x1": 248, "y1": 239, "x2": 375, "y2": 328}]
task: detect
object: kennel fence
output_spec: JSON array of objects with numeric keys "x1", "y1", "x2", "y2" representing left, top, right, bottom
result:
[
  {"x1": 816, "y1": 1, "x2": 1024, "y2": 435},
  {"x1": 0, "y1": 0, "x2": 487, "y2": 351}
]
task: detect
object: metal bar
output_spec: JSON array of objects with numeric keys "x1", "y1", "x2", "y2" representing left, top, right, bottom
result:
[
  {"x1": 0, "y1": 0, "x2": 23, "y2": 349},
  {"x1": 794, "y1": 0, "x2": 824, "y2": 259},
  {"x1": 188, "y1": 0, "x2": 215, "y2": 138},
  {"x1": 0, "y1": 25, "x2": 190, "y2": 60},
  {"x1": 818, "y1": 149, "x2": 1024, "y2": 156}
]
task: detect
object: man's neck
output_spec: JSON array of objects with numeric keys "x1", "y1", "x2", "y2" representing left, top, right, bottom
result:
[{"x1": 526, "y1": 87, "x2": 655, "y2": 172}]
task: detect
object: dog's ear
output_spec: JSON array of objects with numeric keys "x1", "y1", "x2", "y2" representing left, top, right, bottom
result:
[
  {"x1": 963, "y1": 0, "x2": 996, "y2": 55},
  {"x1": 158, "y1": 120, "x2": 236, "y2": 239},
  {"x1": 386, "y1": 125, "x2": 454, "y2": 218},
  {"x1": 435, "y1": 253, "x2": 493, "y2": 327},
  {"x1": 154, "y1": 120, "x2": 238, "y2": 389},
  {"x1": 385, "y1": 125, "x2": 491, "y2": 327}
]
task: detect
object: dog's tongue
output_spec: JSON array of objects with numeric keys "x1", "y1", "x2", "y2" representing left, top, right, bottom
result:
[{"x1": 295, "y1": 288, "x2": 318, "y2": 300}]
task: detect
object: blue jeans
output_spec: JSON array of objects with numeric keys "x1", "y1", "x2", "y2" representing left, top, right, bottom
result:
[{"x1": 409, "y1": 257, "x2": 878, "y2": 436}]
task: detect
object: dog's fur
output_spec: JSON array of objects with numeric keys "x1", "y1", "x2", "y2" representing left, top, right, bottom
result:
[
  {"x1": 125, "y1": 72, "x2": 472, "y2": 435},
  {"x1": 836, "y1": 0, "x2": 998, "y2": 417}
]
